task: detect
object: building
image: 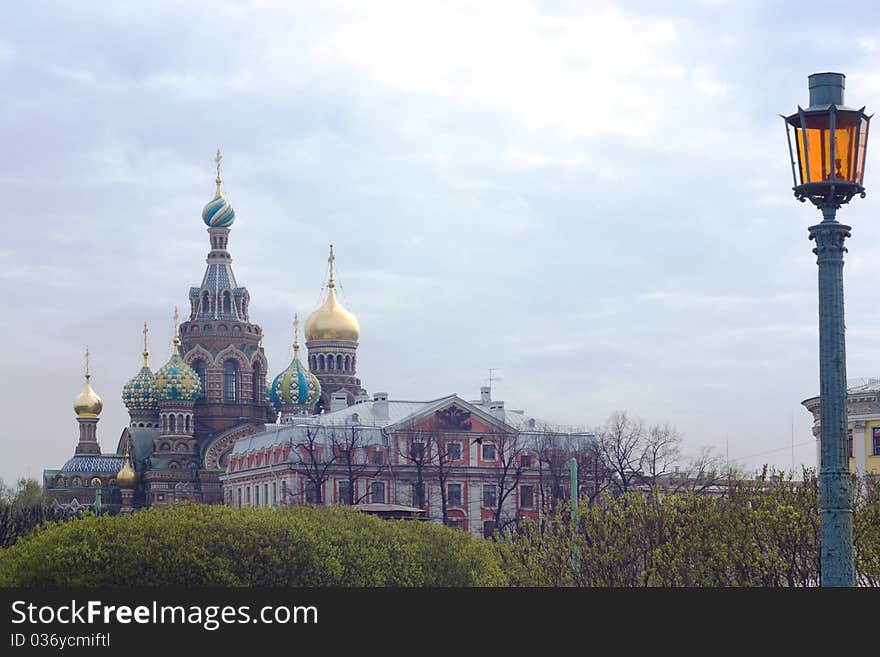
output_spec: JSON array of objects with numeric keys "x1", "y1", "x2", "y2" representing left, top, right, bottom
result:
[
  {"x1": 221, "y1": 388, "x2": 595, "y2": 538},
  {"x1": 802, "y1": 377, "x2": 880, "y2": 480},
  {"x1": 43, "y1": 153, "x2": 594, "y2": 526}
]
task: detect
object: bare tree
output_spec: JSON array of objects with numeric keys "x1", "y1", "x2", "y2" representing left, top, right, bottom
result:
[
  {"x1": 395, "y1": 420, "x2": 435, "y2": 510},
  {"x1": 486, "y1": 428, "x2": 527, "y2": 536},
  {"x1": 641, "y1": 422, "x2": 683, "y2": 487},
  {"x1": 596, "y1": 411, "x2": 646, "y2": 495},
  {"x1": 292, "y1": 424, "x2": 335, "y2": 505},
  {"x1": 330, "y1": 424, "x2": 383, "y2": 505}
]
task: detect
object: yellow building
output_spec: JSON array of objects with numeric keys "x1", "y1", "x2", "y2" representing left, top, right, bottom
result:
[{"x1": 802, "y1": 378, "x2": 880, "y2": 478}]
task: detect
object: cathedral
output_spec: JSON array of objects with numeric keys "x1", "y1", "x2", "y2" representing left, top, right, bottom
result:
[{"x1": 43, "y1": 153, "x2": 367, "y2": 512}]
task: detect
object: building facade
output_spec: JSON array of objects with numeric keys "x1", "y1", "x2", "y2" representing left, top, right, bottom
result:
[
  {"x1": 802, "y1": 377, "x2": 880, "y2": 480},
  {"x1": 221, "y1": 388, "x2": 595, "y2": 538}
]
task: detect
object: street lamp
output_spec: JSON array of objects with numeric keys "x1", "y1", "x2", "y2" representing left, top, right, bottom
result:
[{"x1": 783, "y1": 72, "x2": 871, "y2": 587}]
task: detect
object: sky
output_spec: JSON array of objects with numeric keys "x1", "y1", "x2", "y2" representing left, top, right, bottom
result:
[{"x1": 4, "y1": 0, "x2": 880, "y2": 486}]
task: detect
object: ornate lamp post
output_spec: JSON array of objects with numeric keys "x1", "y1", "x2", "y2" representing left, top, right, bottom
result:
[{"x1": 783, "y1": 72, "x2": 871, "y2": 587}]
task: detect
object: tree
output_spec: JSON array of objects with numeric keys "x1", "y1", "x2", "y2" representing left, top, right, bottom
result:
[
  {"x1": 595, "y1": 411, "x2": 646, "y2": 495},
  {"x1": 291, "y1": 424, "x2": 336, "y2": 504},
  {"x1": 486, "y1": 429, "x2": 527, "y2": 536},
  {"x1": 641, "y1": 422, "x2": 682, "y2": 487},
  {"x1": 330, "y1": 423, "x2": 382, "y2": 505},
  {"x1": 396, "y1": 420, "x2": 435, "y2": 510}
]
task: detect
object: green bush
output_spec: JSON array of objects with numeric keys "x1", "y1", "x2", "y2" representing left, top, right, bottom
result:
[{"x1": 0, "y1": 504, "x2": 505, "y2": 587}]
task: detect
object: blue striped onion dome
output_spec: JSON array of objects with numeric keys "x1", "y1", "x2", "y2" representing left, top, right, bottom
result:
[
  {"x1": 122, "y1": 366, "x2": 157, "y2": 411},
  {"x1": 153, "y1": 351, "x2": 201, "y2": 402},
  {"x1": 270, "y1": 354, "x2": 321, "y2": 411},
  {"x1": 202, "y1": 193, "x2": 236, "y2": 228}
]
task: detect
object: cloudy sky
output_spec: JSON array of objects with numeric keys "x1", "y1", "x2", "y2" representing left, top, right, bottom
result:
[{"x1": 4, "y1": 0, "x2": 880, "y2": 486}]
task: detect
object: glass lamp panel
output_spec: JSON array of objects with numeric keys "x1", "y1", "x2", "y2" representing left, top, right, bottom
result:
[
  {"x1": 797, "y1": 113, "x2": 831, "y2": 183},
  {"x1": 831, "y1": 112, "x2": 859, "y2": 182},
  {"x1": 856, "y1": 116, "x2": 869, "y2": 185}
]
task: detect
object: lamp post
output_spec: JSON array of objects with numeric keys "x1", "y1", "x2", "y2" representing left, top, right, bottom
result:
[{"x1": 783, "y1": 72, "x2": 871, "y2": 587}]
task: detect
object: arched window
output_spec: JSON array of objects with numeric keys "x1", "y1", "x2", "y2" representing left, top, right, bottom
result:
[
  {"x1": 344, "y1": 355, "x2": 351, "y2": 372},
  {"x1": 328, "y1": 355, "x2": 334, "y2": 370},
  {"x1": 202, "y1": 291, "x2": 210, "y2": 315},
  {"x1": 162, "y1": 415, "x2": 168, "y2": 432},
  {"x1": 185, "y1": 415, "x2": 190, "y2": 433},
  {"x1": 252, "y1": 363, "x2": 262, "y2": 403},
  {"x1": 224, "y1": 360, "x2": 238, "y2": 401},
  {"x1": 223, "y1": 292, "x2": 231, "y2": 315},
  {"x1": 177, "y1": 414, "x2": 184, "y2": 433},
  {"x1": 336, "y1": 354, "x2": 343, "y2": 371},
  {"x1": 169, "y1": 414, "x2": 176, "y2": 433},
  {"x1": 351, "y1": 356, "x2": 356, "y2": 372},
  {"x1": 318, "y1": 354, "x2": 325, "y2": 371},
  {"x1": 193, "y1": 360, "x2": 206, "y2": 399}
]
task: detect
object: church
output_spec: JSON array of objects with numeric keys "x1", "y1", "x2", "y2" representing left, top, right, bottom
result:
[
  {"x1": 43, "y1": 153, "x2": 594, "y2": 532},
  {"x1": 43, "y1": 153, "x2": 370, "y2": 512}
]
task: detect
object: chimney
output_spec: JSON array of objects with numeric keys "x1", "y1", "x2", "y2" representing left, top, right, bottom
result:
[
  {"x1": 488, "y1": 400, "x2": 505, "y2": 421},
  {"x1": 355, "y1": 392, "x2": 369, "y2": 405},
  {"x1": 330, "y1": 392, "x2": 348, "y2": 413},
  {"x1": 373, "y1": 392, "x2": 389, "y2": 421},
  {"x1": 528, "y1": 418, "x2": 536, "y2": 429},
  {"x1": 480, "y1": 386, "x2": 491, "y2": 403}
]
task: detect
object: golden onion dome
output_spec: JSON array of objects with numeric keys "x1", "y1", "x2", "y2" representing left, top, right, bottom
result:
[
  {"x1": 73, "y1": 347, "x2": 103, "y2": 418},
  {"x1": 304, "y1": 244, "x2": 360, "y2": 343},
  {"x1": 115, "y1": 437, "x2": 137, "y2": 488},
  {"x1": 115, "y1": 456, "x2": 137, "y2": 488}
]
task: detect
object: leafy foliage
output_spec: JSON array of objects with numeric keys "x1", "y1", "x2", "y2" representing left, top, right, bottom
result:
[
  {"x1": 498, "y1": 470, "x2": 880, "y2": 587},
  {"x1": 0, "y1": 503, "x2": 505, "y2": 587}
]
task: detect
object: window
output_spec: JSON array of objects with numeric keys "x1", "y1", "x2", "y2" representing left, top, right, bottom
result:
[
  {"x1": 412, "y1": 481, "x2": 425, "y2": 508},
  {"x1": 447, "y1": 483, "x2": 462, "y2": 507},
  {"x1": 848, "y1": 429, "x2": 853, "y2": 459},
  {"x1": 224, "y1": 360, "x2": 238, "y2": 401},
  {"x1": 272, "y1": 481, "x2": 277, "y2": 505},
  {"x1": 305, "y1": 481, "x2": 320, "y2": 504},
  {"x1": 410, "y1": 442, "x2": 425, "y2": 461},
  {"x1": 482, "y1": 520, "x2": 497, "y2": 539},
  {"x1": 194, "y1": 361, "x2": 207, "y2": 399},
  {"x1": 338, "y1": 480, "x2": 351, "y2": 505},
  {"x1": 169, "y1": 414, "x2": 176, "y2": 433},
  {"x1": 252, "y1": 363, "x2": 262, "y2": 403},
  {"x1": 237, "y1": 488, "x2": 242, "y2": 508},
  {"x1": 371, "y1": 450, "x2": 384, "y2": 465},
  {"x1": 264, "y1": 483, "x2": 269, "y2": 507},
  {"x1": 481, "y1": 443, "x2": 496, "y2": 460},
  {"x1": 255, "y1": 485, "x2": 259, "y2": 507},
  {"x1": 520, "y1": 454, "x2": 532, "y2": 469},
  {"x1": 874, "y1": 427, "x2": 880, "y2": 456},
  {"x1": 339, "y1": 449, "x2": 352, "y2": 465},
  {"x1": 446, "y1": 519, "x2": 464, "y2": 530},
  {"x1": 370, "y1": 481, "x2": 385, "y2": 504},
  {"x1": 246, "y1": 487, "x2": 251, "y2": 505},
  {"x1": 482, "y1": 484, "x2": 497, "y2": 508},
  {"x1": 445, "y1": 441, "x2": 461, "y2": 461},
  {"x1": 520, "y1": 485, "x2": 535, "y2": 508}
]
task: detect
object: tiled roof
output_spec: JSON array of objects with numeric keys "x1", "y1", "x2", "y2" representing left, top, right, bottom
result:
[{"x1": 60, "y1": 454, "x2": 124, "y2": 474}]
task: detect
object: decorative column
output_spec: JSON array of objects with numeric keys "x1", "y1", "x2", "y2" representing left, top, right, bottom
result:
[{"x1": 809, "y1": 209, "x2": 854, "y2": 587}]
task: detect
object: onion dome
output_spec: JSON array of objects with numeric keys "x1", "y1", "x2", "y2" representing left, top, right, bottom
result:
[
  {"x1": 73, "y1": 347, "x2": 103, "y2": 418},
  {"x1": 201, "y1": 149, "x2": 236, "y2": 228},
  {"x1": 271, "y1": 314, "x2": 321, "y2": 410},
  {"x1": 122, "y1": 322, "x2": 158, "y2": 412},
  {"x1": 115, "y1": 438, "x2": 137, "y2": 488},
  {"x1": 304, "y1": 244, "x2": 360, "y2": 342},
  {"x1": 153, "y1": 309, "x2": 202, "y2": 402}
]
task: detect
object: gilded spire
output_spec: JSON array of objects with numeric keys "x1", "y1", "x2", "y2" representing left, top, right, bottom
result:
[
  {"x1": 327, "y1": 243, "x2": 336, "y2": 289},
  {"x1": 74, "y1": 345, "x2": 103, "y2": 418},
  {"x1": 142, "y1": 321, "x2": 150, "y2": 368},
  {"x1": 214, "y1": 148, "x2": 223, "y2": 197},
  {"x1": 172, "y1": 306, "x2": 181, "y2": 355}
]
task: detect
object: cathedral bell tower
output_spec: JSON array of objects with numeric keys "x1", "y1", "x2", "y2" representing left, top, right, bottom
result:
[
  {"x1": 177, "y1": 151, "x2": 272, "y2": 445},
  {"x1": 304, "y1": 245, "x2": 365, "y2": 413}
]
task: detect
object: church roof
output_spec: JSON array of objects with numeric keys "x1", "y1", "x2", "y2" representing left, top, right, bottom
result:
[{"x1": 59, "y1": 454, "x2": 125, "y2": 474}]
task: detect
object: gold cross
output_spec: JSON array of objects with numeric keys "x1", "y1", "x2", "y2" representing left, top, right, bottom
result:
[
  {"x1": 85, "y1": 345, "x2": 91, "y2": 379},
  {"x1": 328, "y1": 244, "x2": 335, "y2": 285},
  {"x1": 142, "y1": 321, "x2": 150, "y2": 367}
]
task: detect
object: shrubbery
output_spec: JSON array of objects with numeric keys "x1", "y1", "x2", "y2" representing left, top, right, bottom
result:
[
  {"x1": 0, "y1": 504, "x2": 505, "y2": 587},
  {"x1": 497, "y1": 472, "x2": 880, "y2": 586}
]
